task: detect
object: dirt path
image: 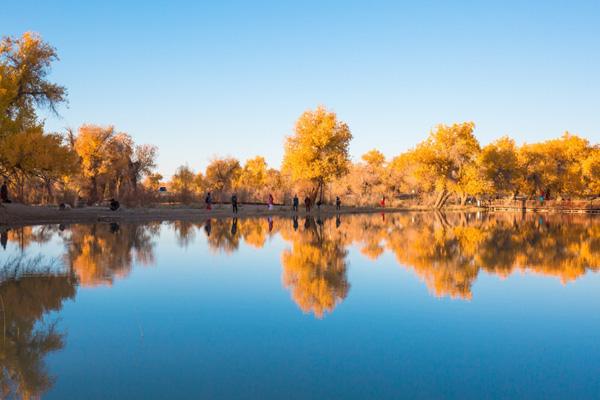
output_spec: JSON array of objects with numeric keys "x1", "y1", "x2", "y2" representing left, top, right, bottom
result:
[{"x1": 0, "y1": 203, "x2": 427, "y2": 227}]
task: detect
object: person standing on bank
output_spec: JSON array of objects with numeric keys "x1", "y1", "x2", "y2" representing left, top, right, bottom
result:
[
  {"x1": 292, "y1": 194, "x2": 299, "y2": 212},
  {"x1": 335, "y1": 196, "x2": 341, "y2": 210},
  {"x1": 231, "y1": 192, "x2": 238, "y2": 214},
  {"x1": 304, "y1": 196, "x2": 311, "y2": 213},
  {"x1": 268, "y1": 193, "x2": 274, "y2": 210},
  {"x1": 205, "y1": 192, "x2": 212, "y2": 210},
  {"x1": 1, "y1": 180, "x2": 11, "y2": 203}
]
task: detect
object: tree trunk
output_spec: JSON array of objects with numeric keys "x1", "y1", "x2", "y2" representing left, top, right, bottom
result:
[
  {"x1": 44, "y1": 179, "x2": 54, "y2": 205},
  {"x1": 434, "y1": 189, "x2": 449, "y2": 209},
  {"x1": 89, "y1": 176, "x2": 98, "y2": 205}
]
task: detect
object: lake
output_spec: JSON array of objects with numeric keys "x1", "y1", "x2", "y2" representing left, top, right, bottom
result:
[{"x1": 1, "y1": 212, "x2": 599, "y2": 399}]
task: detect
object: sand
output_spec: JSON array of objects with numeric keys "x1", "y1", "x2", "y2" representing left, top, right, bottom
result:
[{"x1": 0, "y1": 203, "x2": 424, "y2": 227}]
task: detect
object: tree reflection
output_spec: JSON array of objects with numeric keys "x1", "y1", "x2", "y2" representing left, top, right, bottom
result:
[
  {"x1": 0, "y1": 256, "x2": 76, "y2": 399},
  {"x1": 280, "y1": 217, "x2": 350, "y2": 318},
  {"x1": 64, "y1": 223, "x2": 158, "y2": 286}
]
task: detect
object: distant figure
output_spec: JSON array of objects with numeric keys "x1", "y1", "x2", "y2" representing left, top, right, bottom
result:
[
  {"x1": 292, "y1": 194, "x2": 299, "y2": 212},
  {"x1": 304, "y1": 196, "x2": 311, "y2": 212},
  {"x1": 109, "y1": 198, "x2": 120, "y2": 211},
  {"x1": 335, "y1": 196, "x2": 341, "y2": 210},
  {"x1": 380, "y1": 196, "x2": 386, "y2": 208},
  {"x1": 231, "y1": 193, "x2": 238, "y2": 214},
  {"x1": 268, "y1": 193, "x2": 274, "y2": 210},
  {"x1": 205, "y1": 192, "x2": 212, "y2": 210},
  {"x1": 1, "y1": 181, "x2": 11, "y2": 203},
  {"x1": 231, "y1": 217, "x2": 238, "y2": 235},
  {"x1": 0, "y1": 228, "x2": 7, "y2": 250},
  {"x1": 293, "y1": 215, "x2": 299, "y2": 231}
]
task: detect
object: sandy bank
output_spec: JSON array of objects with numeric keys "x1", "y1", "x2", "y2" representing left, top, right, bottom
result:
[{"x1": 0, "y1": 203, "x2": 431, "y2": 227}]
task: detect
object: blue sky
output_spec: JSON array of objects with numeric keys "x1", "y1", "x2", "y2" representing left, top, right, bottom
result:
[{"x1": 2, "y1": 1, "x2": 599, "y2": 177}]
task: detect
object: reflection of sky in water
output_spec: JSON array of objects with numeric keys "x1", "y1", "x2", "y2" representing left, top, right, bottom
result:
[{"x1": 0, "y1": 213, "x2": 599, "y2": 399}]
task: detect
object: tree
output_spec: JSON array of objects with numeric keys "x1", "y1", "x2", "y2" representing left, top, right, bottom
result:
[
  {"x1": 128, "y1": 144, "x2": 157, "y2": 194},
  {"x1": 479, "y1": 136, "x2": 520, "y2": 197},
  {"x1": 282, "y1": 106, "x2": 352, "y2": 202},
  {"x1": 0, "y1": 128, "x2": 78, "y2": 201},
  {"x1": 386, "y1": 151, "x2": 420, "y2": 195},
  {"x1": 204, "y1": 157, "x2": 241, "y2": 195},
  {"x1": 170, "y1": 165, "x2": 196, "y2": 203},
  {"x1": 582, "y1": 146, "x2": 600, "y2": 197},
  {"x1": 518, "y1": 133, "x2": 590, "y2": 198},
  {"x1": 0, "y1": 32, "x2": 66, "y2": 135},
  {"x1": 143, "y1": 172, "x2": 163, "y2": 192},
  {"x1": 74, "y1": 125, "x2": 115, "y2": 204},
  {"x1": 412, "y1": 122, "x2": 480, "y2": 208}
]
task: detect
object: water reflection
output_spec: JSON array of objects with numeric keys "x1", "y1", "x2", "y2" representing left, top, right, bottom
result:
[
  {"x1": 0, "y1": 256, "x2": 76, "y2": 399},
  {"x1": 280, "y1": 217, "x2": 349, "y2": 318},
  {"x1": 1, "y1": 212, "x2": 598, "y2": 304},
  {"x1": 0, "y1": 212, "x2": 598, "y2": 398},
  {"x1": 64, "y1": 223, "x2": 158, "y2": 287}
]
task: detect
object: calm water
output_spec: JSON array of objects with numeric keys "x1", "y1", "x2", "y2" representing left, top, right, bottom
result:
[{"x1": 0, "y1": 212, "x2": 599, "y2": 399}]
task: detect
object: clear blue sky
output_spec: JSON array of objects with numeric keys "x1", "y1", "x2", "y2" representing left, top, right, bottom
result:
[{"x1": 3, "y1": 1, "x2": 599, "y2": 177}]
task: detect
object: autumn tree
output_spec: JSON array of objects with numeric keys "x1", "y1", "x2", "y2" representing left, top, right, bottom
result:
[
  {"x1": 0, "y1": 32, "x2": 66, "y2": 136},
  {"x1": 412, "y1": 122, "x2": 480, "y2": 208},
  {"x1": 518, "y1": 133, "x2": 591, "y2": 198},
  {"x1": 204, "y1": 157, "x2": 241, "y2": 196},
  {"x1": 386, "y1": 151, "x2": 420, "y2": 195},
  {"x1": 74, "y1": 125, "x2": 115, "y2": 203},
  {"x1": 479, "y1": 136, "x2": 521, "y2": 197},
  {"x1": 582, "y1": 146, "x2": 600, "y2": 197},
  {"x1": 170, "y1": 165, "x2": 196, "y2": 203},
  {"x1": 283, "y1": 106, "x2": 352, "y2": 202},
  {"x1": 143, "y1": 172, "x2": 163, "y2": 192}
]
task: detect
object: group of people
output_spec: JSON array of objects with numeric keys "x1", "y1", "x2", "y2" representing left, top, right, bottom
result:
[{"x1": 203, "y1": 191, "x2": 345, "y2": 215}]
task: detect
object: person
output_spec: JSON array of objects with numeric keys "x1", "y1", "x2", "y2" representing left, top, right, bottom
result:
[
  {"x1": 231, "y1": 217, "x2": 238, "y2": 235},
  {"x1": 304, "y1": 216, "x2": 311, "y2": 230},
  {"x1": 0, "y1": 228, "x2": 7, "y2": 250},
  {"x1": 304, "y1": 196, "x2": 311, "y2": 212},
  {"x1": 380, "y1": 195, "x2": 386, "y2": 208},
  {"x1": 205, "y1": 192, "x2": 212, "y2": 210},
  {"x1": 109, "y1": 198, "x2": 120, "y2": 211},
  {"x1": 335, "y1": 196, "x2": 341, "y2": 210},
  {"x1": 1, "y1": 181, "x2": 11, "y2": 203},
  {"x1": 268, "y1": 193, "x2": 274, "y2": 210},
  {"x1": 292, "y1": 194, "x2": 299, "y2": 212},
  {"x1": 231, "y1": 192, "x2": 238, "y2": 214}
]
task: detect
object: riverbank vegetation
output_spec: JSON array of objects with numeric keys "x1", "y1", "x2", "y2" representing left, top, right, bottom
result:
[{"x1": 1, "y1": 33, "x2": 598, "y2": 209}]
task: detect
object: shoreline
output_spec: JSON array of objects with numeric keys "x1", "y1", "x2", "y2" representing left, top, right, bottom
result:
[{"x1": 0, "y1": 203, "x2": 597, "y2": 228}]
